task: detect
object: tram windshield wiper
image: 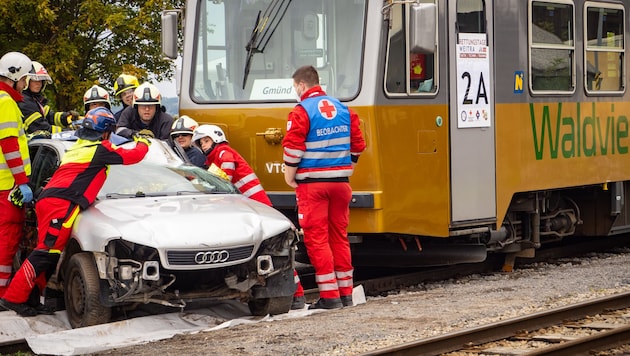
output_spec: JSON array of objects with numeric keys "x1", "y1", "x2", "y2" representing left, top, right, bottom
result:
[{"x1": 242, "y1": 0, "x2": 293, "y2": 89}]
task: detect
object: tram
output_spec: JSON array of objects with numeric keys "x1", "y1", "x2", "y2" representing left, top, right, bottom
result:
[{"x1": 161, "y1": 0, "x2": 630, "y2": 268}]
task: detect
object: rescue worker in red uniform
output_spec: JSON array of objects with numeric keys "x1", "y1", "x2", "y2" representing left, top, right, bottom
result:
[
  {"x1": 282, "y1": 65, "x2": 366, "y2": 310},
  {"x1": 19, "y1": 61, "x2": 79, "y2": 136},
  {"x1": 193, "y1": 124, "x2": 272, "y2": 206},
  {"x1": 0, "y1": 107, "x2": 151, "y2": 316},
  {"x1": 0, "y1": 51, "x2": 35, "y2": 298}
]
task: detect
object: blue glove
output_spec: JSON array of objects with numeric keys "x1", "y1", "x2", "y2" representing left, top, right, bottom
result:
[{"x1": 18, "y1": 184, "x2": 33, "y2": 203}]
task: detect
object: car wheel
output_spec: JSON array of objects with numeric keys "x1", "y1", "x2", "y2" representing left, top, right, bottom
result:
[
  {"x1": 64, "y1": 253, "x2": 112, "y2": 328},
  {"x1": 248, "y1": 295, "x2": 293, "y2": 316}
]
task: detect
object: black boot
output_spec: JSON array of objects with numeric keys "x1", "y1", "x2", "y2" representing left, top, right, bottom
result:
[
  {"x1": 0, "y1": 298, "x2": 38, "y2": 317},
  {"x1": 291, "y1": 296, "x2": 306, "y2": 310},
  {"x1": 340, "y1": 295, "x2": 353, "y2": 307},
  {"x1": 308, "y1": 298, "x2": 343, "y2": 310}
]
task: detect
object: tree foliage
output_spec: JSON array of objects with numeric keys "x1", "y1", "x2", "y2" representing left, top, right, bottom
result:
[{"x1": 0, "y1": 0, "x2": 184, "y2": 112}]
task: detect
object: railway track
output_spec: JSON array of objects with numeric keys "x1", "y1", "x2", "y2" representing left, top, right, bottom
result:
[
  {"x1": 360, "y1": 290, "x2": 630, "y2": 356},
  {"x1": 301, "y1": 235, "x2": 630, "y2": 299}
]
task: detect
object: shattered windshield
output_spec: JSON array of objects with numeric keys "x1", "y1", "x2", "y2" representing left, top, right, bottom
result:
[
  {"x1": 190, "y1": 0, "x2": 366, "y2": 102},
  {"x1": 99, "y1": 163, "x2": 238, "y2": 198}
]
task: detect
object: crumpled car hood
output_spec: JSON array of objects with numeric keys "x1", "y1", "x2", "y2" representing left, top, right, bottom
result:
[{"x1": 72, "y1": 194, "x2": 292, "y2": 252}]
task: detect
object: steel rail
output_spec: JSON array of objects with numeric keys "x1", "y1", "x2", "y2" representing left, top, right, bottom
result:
[
  {"x1": 522, "y1": 324, "x2": 630, "y2": 355},
  {"x1": 360, "y1": 291, "x2": 630, "y2": 356}
]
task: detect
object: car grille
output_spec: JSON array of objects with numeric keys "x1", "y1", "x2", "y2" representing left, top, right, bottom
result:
[{"x1": 166, "y1": 245, "x2": 255, "y2": 266}]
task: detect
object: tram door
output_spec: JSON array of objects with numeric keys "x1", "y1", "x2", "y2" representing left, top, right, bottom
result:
[{"x1": 448, "y1": 0, "x2": 496, "y2": 223}]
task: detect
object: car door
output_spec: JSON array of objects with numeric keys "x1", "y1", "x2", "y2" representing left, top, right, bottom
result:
[{"x1": 29, "y1": 143, "x2": 62, "y2": 195}]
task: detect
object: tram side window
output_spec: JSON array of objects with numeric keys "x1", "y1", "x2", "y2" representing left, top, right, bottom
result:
[
  {"x1": 385, "y1": 1, "x2": 437, "y2": 96},
  {"x1": 529, "y1": 1, "x2": 575, "y2": 93},
  {"x1": 584, "y1": 5, "x2": 625, "y2": 93}
]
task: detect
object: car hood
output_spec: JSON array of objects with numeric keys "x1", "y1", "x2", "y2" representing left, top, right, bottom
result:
[{"x1": 73, "y1": 194, "x2": 293, "y2": 251}]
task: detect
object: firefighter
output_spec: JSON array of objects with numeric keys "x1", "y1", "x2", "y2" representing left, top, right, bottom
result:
[
  {"x1": 0, "y1": 107, "x2": 151, "y2": 316},
  {"x1": 170, "y1": 115, "x2": 206, "y2": 168},
  {"x1": 116, "y1": 82, "x2": 173, "y2": 140},
  {"x1": 113, "y1": 74, "x2": 139, "y2": 122},
  {"x1": 193, "y1": 124, "x2": 272, "y2": 206},
  {"x1": 19, "y1": 61, "x2": 79, "y2": 137},
  {"x1": 0, "y1": 51, "x2": 35, "y2": 298},
  {"x1": 83, "y1": 84, "x2": 112, "y2": 113},
  {"x1": 282, "y1": 65, "x2": 366, "y2": 309}
]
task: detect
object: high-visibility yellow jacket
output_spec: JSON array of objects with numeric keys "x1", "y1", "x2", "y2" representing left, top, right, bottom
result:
[{"x1": 0, "y1": 89, "x2": 31, "y2": 190}]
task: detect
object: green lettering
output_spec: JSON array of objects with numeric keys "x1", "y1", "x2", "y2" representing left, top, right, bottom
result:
[
  {"x1": 561, "y1": 117, "x2": 575, "y2": 158},
  {"x1": 582, "y1": 114, "x2": 596, "y2": 157},
  {"x1": 530, "y1": 103, "x2": 561, "y2": 160},
  {"x1": 617, "y1": 116, "x2": 628, "y2": 154}
]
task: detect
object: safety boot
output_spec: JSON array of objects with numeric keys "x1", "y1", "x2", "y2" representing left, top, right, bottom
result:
[
  {"x1": 308, "y1": 297, "x2": 343, "y2": 310},
  {"x1": 340, "y1": 295, "x2": 353, "y2": 307},
  {"x1": 0, "y1": 298, "x2": 38, "y2": 317},
  {"x1": 291, "y1": 296, "x2": 306, "y2": 310}
]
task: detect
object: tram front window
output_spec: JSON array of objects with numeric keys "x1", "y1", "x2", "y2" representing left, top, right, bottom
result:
[{"x1": 190, "y1": 0, "x2": 366, "y2": 103}]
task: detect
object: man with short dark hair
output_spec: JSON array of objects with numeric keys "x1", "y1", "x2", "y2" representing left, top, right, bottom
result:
[{"x1": 283, "y1": 65, "x2": 366, "y2": 309}]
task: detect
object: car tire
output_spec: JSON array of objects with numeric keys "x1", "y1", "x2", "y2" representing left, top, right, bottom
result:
[
  {"x1": 64, "y1": 253, "x2": 112, "y2": 328},
  {"x1": 248, "y1": 295, "x2": 293, "y2": 316}
]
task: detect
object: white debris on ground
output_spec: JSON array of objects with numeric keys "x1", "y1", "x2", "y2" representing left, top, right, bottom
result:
[{"x1": 92, "y1": 248, "x2": 630, "y2": 356}]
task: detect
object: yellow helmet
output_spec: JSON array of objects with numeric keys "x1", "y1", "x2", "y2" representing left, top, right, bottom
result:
[{"x1": 114, "y1": 74, "x2": 139, "y2": 96}]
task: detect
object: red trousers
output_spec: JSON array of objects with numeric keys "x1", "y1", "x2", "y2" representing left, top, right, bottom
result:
[
  {"x1": 296, "y1": 182, "x2": 354, "y2": 299},
  {"x1": 3, "y1": 197, "x2": 79, "y2": 304},
  {"x1": 0, "y1": 190, "x2": 25, "y2": 297}
]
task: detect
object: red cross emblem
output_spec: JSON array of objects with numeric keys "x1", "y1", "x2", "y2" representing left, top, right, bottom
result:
[{"x1": 318, "y1": 99, "x2": 337, "y2": 120}]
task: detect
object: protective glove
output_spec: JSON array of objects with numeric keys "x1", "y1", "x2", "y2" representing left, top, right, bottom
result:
[
  {"x1": 136, "y1": 129, "x2": 155, "y2": 139},
  {"x1": 64, "y1": 110, "x2": 80, "y2": 126},
  {"x1": 208, "y1": 163, "x2": 230, "y2": 181},
  {"x1": 19, "y1": 184, "x2": 33, "y2": 203},
  {"x1": 133, "y1": 133, "x2": 152, "y2": 147},
  {"x1": 8, "y1": 184, "x2": 33, "y2": 208}
]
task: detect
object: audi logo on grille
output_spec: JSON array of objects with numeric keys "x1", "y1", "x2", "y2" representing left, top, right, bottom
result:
[{"x1": 194, "y1": 250, "x2": 230, "y2": 264}]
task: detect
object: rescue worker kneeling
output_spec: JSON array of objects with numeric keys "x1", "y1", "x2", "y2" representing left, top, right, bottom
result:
[{"x1": 0, "y1": 107, "x2": 150, "y2": 317}]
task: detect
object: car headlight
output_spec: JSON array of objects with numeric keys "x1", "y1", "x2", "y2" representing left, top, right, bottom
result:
[{"x1": 259, "y1": 229, "x2": 297, "y2": 255}]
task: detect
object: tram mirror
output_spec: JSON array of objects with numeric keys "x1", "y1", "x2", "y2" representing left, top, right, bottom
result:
[
  {"x1": 409, "y1": 3, "x2": 436, "y2": 54},
  {"x1": 161, "y1": 11, "x2": 179, "y2": 59}
]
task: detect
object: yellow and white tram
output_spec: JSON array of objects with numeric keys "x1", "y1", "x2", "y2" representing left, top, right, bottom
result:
[{"x1": 162, "y1": 0, "x2": 630, "y2": 267}]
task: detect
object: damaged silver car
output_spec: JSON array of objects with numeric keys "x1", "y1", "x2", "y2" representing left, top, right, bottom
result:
[{"x1": 25, "y1": 134, "x2": 298, "y2": 328}]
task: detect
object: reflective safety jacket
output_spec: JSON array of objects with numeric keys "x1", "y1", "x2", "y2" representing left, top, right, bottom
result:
[
  {"x1": 283, "y1": 86, "x2": 365, "y2": 182},
  {"x1": 19, "y1": 89, "x2": 69, "y2": 134},
  {"x1": 0, "y1": 84, "x2": 31, "y2": 190},
  {"x1": 204, "y1": 143, "x2": 272, "y2": 206},
  {"x1": 39, "y1": 138, "x2": 148, "y2": 209}
]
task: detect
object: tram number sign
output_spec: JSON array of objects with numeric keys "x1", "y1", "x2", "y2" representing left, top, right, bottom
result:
[{"x1": 456, "y1": 33, "x2": 492, "y2": 128}]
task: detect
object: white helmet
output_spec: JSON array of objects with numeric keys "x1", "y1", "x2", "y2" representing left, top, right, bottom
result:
[
  {"x1": 171, "y1": 115, "x2": 199, "y2": 137},
  {"x1": 133, "y1": 82, "x2": 161, "y2": 106},
  {"x1": 83, "y1": 85, "x2": 111, "y2": 112},
  {"x1": 29, "y1": 61, "x2": 53, "y2": 84},
  {"x1": 192, "y1": 124, "x2": 227, "y2": 145},
  {"x1": 0, "y1": 52, "x2": 34, "y2": 82}
]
